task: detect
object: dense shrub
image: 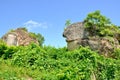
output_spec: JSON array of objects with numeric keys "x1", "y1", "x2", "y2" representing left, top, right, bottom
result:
[
  {"x1": 113, "y1": 48, "x2": 120, "y2": 59},
  {"x1": 84, "y1": 10, "x2": 120, "y2": 37},
  {"x1": 6, "y1": 44, "x2": 119, "y2": 80},
  {"x1": 0, "y1": 37, "x2": 120, "y2": 79},
  {"x1": 0, "y1": 40, "x2": 18, "y2": 59},
  {"x1": 0, "y1": 40, "x2": 7, "y2": 57}
]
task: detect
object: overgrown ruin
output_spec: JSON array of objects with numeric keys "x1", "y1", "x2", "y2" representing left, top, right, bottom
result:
[{"x1": 1, "y1": 28, "x2": 39, "y2": 46}]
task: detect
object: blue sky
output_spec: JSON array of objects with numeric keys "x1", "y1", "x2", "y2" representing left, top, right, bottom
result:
[{"x1": 0, "y1": 0, "x2": 120, "y2": 47}]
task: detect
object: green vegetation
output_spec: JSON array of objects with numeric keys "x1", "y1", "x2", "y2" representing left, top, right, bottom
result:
[
  {"x1": 29, "y1": 32, "x2": 44, "y2": 46},
  {"x1": 64, "y1": 19, "x2": 72, "y2": 30},
  {"x1": 65, "y1": 20, "x2": 72, "y2": 27},
  {"x1": 84, "y1": 10, "x2": 120, "y2": 37},
  {"x1": 0, "y1": 42, "x2": 120, "y2": 80}
]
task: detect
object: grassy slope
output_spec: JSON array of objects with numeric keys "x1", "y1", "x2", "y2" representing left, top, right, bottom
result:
[{"x1": 0, "y1": 60, "x2": 33, "y2": 80}]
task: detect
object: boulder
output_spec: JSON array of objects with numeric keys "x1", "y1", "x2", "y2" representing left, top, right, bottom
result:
[{"x1": 63, "y1": 22, "x2": 89, "y2": 42}]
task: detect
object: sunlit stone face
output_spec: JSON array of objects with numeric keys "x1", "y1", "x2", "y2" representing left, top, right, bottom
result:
[{"x1": 7, "y1": 34, "x2": 17, "y2": 46}]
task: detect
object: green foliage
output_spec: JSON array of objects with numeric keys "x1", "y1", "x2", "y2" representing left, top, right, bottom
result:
[
  {"x1": 113, "y1": 48, "x2": 120, "y2": 59},
  {"x1": 64, "y1": 19, "x2": 72, "y2": 30},
  {"x1": 0, "y1": 40, "x2": 7, "y2": 57},
  {"x1": 84, "y1": 10, "x2": 120, "y2": 37},
  {"x1": 100, "y1": 28, "x2": 113, "y2": 36},
  {"x1": 36, "y1": 33, "x2": 45, "y2": 46},
  {"x1": 0, "y1": 60, "x2": 34, "y2": 80},
  {"x1": 84, "y1": 10, "x2": 111, "y2": 28},
  {"x1": 29, "y1": 32, "x2": 36, "y2": 39},
  {"x1": 0, "y1": 43, "x2": 119, "y2": 79},
  {"x1": 65, "y1": 19, "x2": 71, "y2": 27},
  {"x1": 0, "y1": 45, "x2": 18, "y2": 59},
  {"x1": 29, "y1": 32, "x2": 44, "y2": 46}
]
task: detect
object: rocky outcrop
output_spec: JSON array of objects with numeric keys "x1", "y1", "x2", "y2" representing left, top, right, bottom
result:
[
  {"x1": 63, "y1": 22, "x2": 120, "y2": 56},
  {"x1": 1, "y1": 28, "x2": 38, "y2": 46},
  {"x1": 63, "y1": 22, "x2": 89, "y2": 41},
  {"x1": 63, "y1": 22, "x2": 89, "y2": 50}
]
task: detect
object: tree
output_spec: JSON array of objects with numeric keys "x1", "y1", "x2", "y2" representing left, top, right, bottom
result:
[
  {"x1": 84, "y1": 10, "x2": 112, "y2": 36},
  {"x1": 65, "y1": 20, "x2": 71, "y2": 27},
  {"x1": 36, "y1": 33, "x2": 44, "y2": 46},
  {"x1": 29, "y1": 32, "x2": 44, "y2": 46}
]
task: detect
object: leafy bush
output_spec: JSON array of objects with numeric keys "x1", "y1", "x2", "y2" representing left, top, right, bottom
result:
[
  {"x1": 3, "y1": 46, "x2": 18, "y2": 59},
  {"x1": 8, "y1": 44, "x2": 120, "y2": 79},
  {"x1": 84, "y1": 10, "x2": 120, "y2": 37},
  {"x1": 0, "y1": 41, "x2": 18, "y2": 59},
  {"x1": 113, "y1": 48, "x2": 120, "y2": 59},
  {"x1": 0, "y1": 40, "x2": 7, "y2": 57},
  {"x1": 84, "y1": 10, "x2": 111, "y2": 28}
]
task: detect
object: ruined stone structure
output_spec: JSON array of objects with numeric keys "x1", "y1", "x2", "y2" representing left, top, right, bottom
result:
[
  {"x1": 2, "y1": 28, "x2": 38, "y2": 46},
  {"x1": 63, "y1": 22, "x2": 120, "y2": 57}
]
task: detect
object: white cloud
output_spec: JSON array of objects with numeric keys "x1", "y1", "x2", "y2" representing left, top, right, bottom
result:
[{"x1": 23, "y1": 20, "x2": 48, "y2": 31}]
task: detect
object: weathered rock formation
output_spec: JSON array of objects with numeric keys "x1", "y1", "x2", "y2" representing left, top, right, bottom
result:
[
  {"x1": 63, "y1": 22, "x2": 89, "y2": 50},
  {"x1": 1, "y1": 28, "x2": 38, "y2": 46},
  {"x1": 63, "y1": 22, "x2": 120, "y2": 57}
]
